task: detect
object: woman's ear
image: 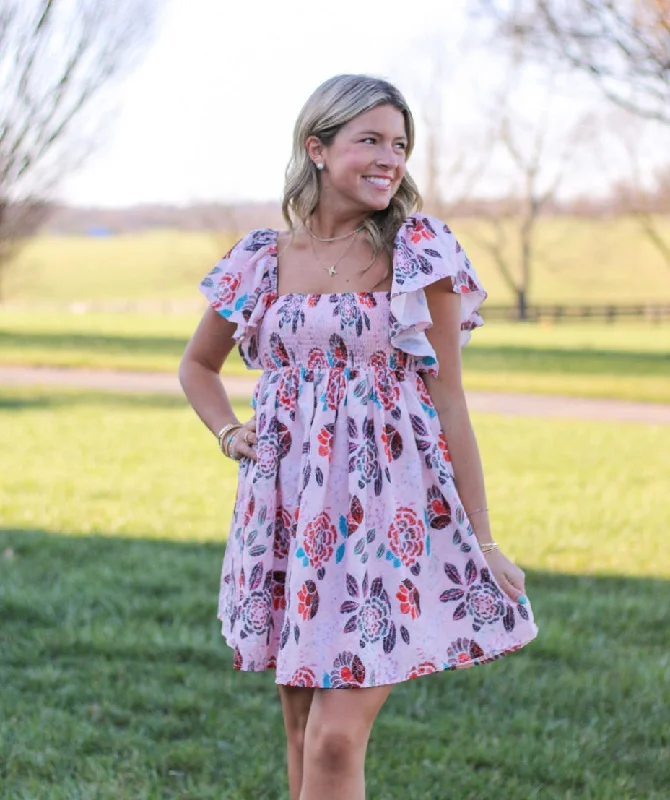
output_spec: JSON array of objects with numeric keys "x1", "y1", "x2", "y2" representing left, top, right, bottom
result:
[{"x1": 305, "y1": 136, "x2": 324, "y2": 168}]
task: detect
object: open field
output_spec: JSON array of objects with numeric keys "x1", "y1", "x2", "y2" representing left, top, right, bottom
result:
[
  {"x1": 1, "y1": 310, "x2": 668, "y2": 403},
  {"x1": 4, "y1": 216, "x2": 670, "y2": 304},
  {"x1": 1, "y1": 387, "x2": 669, "y2": 798}
]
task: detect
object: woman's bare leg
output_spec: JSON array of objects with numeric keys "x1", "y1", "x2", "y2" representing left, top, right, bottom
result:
[
  {"x1": 299, "y1": 685, "x2": 392, "y2": 800},
  {"x1": 278, "y1": 685, "x2": 316, "y2": 800}
]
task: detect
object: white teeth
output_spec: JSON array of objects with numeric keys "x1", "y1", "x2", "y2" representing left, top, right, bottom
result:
[{"x1": 364, "y1": 177, "x2": 391, "y2": 187}]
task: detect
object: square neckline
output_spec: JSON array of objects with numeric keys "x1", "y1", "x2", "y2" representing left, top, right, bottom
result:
[{"x1": 268, "y1": 228, "x2": 393, "y2": 300}]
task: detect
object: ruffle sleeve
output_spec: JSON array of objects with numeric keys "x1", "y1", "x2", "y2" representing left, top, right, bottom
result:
[
  {"x1": 199, "y1": 229, "x2": 276, "y2": 368},
  {"x1": 390, "y1": 214, "x2": 487, "y2": 376}
]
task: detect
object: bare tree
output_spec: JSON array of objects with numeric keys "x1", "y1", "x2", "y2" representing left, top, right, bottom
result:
[
  {"x1": 465, "y1": 73, "x2": 595, "y2": 319},
  {"x1": 477, "y1": 0, "x2": 670, "y2": 124},
  {"x1": 609, "y1": 121, "x2": 670, "y2": 268},
  {"x1": 0, "y1": 0, "x2": 157, "y2": 299}
]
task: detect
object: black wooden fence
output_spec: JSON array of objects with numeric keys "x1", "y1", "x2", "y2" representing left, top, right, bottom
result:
[{"x1": 483, "y1": 303, "x2": 670, "y2": 323}]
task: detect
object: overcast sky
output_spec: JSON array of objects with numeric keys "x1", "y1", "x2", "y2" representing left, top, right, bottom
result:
[{"x1": 58, "y1": 0, "x2": 665, "y2": 208}]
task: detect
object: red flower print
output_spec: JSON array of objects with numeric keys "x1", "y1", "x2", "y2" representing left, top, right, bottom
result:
[
  {"x1": 323, "y1": 370, "x2": 346, "y2": 410},
  {"x1": 303, "y1": 512, "x2": 337, "y2": 570},
  {"x1": 370, "y1": 350, "x2": 389, "y2": 369},
  {"x1": 266, "y1": 655, "x2": 277, "y2": 669},
  {"x1": 271, "y1": 570, "x2": 286, "y2": 611},
  {"x1": 307, "y1": 348, "x2": 328, "y2": 369},
  {"x1": 347, "y1": 495, "x2": 364, "y2": 535},
  {"x1": 212, "y1": 272, "x2": 241, "y2": 309},
  {"x1": 446, "y1": 637, "x2": 485, "y2": 668},
  {"x1": 437, "y1": 432, "x2": 450, "y2": 462},
  {"x1": 277, "y1": 371, "x2": 299, "y2": 410},
  {"x1": 297, "y1": 580, "x2": 320, "y2": 621},
  {"x1": 243, "y1": 493, "x2": 256, "y2": 527},
  {"x1": 416, "y1": 377, "x2": 435, "y2": 411},
  {"x1": 408, "y1": 218, "x2": 436, "y2": 244},
  {"x1": 381, "y1": 424, "x2": 403, "y2": 462},
  {"x1": 388, "y1": 507, "x2": 426, "y2": 567},
  {"x1": 291, "y1": 667, "x2": 317, "y2": 687},
  {"x1": 426, "y1": 486, "x2": 451, "y2": 530},
  {"x1": 271, "y1": 581, "x2": 285, "y2": 612},
  {"x1": 373, "y1": 369, "x2": 400, "y2": 411},
  {"x1": 328, "y1": 333, "x2": 348, "y2": 368},
  {"x1": 330, "y1": 651, "x2": 366, "y2": 688},
  {"x1": 358, "y1": 293, "x2": 377, "y2": 308},
  {"x1": 317, "y1": 423, "x2": 335, "y2": 459},
  {"x1": 405, "y1": 662, "x2": 437, "y2": 680},
  {"x1": 274, "y1": 507, "x2": 292, "y2": 560},
  {"x1": 380, "y1": 426, "x2": 392, "y2": 461},
  {"x1": 233, "y1": 647, "x2": 243, "y2": 671},
  {"x1": 396, "y1": 578, "x2": 421, "y2": 620}
]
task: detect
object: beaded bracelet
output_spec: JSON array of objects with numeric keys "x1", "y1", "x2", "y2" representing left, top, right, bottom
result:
[
  {"x1": 223, "y1": 429, "x2": 242, "y2": 459},
  {"x1": 467, "y1": 507, "x2": 489, "y2": 517}
]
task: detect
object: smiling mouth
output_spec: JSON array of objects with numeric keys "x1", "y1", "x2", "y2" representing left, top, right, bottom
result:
[{"x1": 363, "y1": 176, "x2": 392, "y2": 189}]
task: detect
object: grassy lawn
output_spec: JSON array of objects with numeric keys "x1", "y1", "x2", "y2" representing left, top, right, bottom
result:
[
  {"x1": 1, "y1": 387, "x2": 669, "y2": 798},
  {"x1": 5, "y1": 216, "x2": 670, "y2": 304},
  {"x1": 1, "y1": 310, "x2": 669, "y2": 403}
]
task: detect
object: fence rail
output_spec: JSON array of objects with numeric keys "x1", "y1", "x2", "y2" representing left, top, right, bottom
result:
[
  {"x1": 3, "y1": 300, "x2": 670, "y2": 322},
  {"x1": 483, "y1": 303, "x2": 670, "y2": 323}
]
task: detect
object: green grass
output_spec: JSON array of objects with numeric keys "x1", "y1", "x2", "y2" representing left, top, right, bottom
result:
[
  {"x1": 1, "y1": 310, "x2": 669, "y2": 402},
  {"x1": 5, "y1": 216, "x2": 670, "y2": 304},
  {"x1": 1, "y1": 387, "x2": 669, "y2": 798}
]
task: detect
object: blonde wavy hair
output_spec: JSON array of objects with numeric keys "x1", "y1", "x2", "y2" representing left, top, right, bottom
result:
[{"x1": 282, "y1": 74, "x2": 422, "y2": 255}]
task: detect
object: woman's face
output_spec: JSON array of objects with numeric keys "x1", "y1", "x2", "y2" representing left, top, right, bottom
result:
[{"x1": 313, "y1": 104, "x2": 408, "y2": 213}]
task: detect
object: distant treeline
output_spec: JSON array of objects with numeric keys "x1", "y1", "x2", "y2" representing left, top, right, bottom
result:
[{"x1": 41, "y1": 193, "x2": 670, "y2": 236}]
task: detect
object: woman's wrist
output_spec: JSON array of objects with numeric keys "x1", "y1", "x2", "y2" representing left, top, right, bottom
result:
[{"x1": 216, "y1": 422, "x2": 242, "y2": 456}]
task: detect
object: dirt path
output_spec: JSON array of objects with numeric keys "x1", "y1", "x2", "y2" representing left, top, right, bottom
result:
[{"x1": 1, "y1": 365, "x2": 669, "y2": 424}]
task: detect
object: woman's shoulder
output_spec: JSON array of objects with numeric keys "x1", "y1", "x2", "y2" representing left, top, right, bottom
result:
[
  {"x1": 230, "y1": 227, "x2": 278, "y2": 255},
  {"x1": 396, "y1": 213, "x2": 457, "y2": 244}
]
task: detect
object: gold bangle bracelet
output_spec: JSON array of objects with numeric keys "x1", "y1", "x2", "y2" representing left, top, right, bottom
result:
[{"x1": 217, "y1": 423, "x2": 241, "y2": 454}]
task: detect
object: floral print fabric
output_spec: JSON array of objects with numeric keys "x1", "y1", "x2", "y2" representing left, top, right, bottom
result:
[{"x1": 200, "y1": 214, "x2": 538, "y2": 688}]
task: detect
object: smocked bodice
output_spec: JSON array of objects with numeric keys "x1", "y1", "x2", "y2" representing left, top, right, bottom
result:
[{"x1": 257, "y1": 291, "x2": 420, "y2": 375}]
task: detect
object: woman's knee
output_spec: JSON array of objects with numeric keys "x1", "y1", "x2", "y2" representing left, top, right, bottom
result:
[{"x1": 306, "y1": 721, "x2": 366, "y2": 773}]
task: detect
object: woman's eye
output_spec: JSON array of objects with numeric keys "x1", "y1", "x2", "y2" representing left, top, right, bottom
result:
[{"x1": 362, "y1": 137, "x2": 376, "y2": 144}]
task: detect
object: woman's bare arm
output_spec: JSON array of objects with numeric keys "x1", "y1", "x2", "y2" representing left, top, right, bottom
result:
[
  {"x1": 179, "y1": 307, "x2": 257, "y2": 460},
  {"x1": 422, "y1": 279, "x2": 525, "y2": 601}
]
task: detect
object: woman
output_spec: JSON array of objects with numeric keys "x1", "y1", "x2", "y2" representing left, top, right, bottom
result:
[{"x1": 179, "y1": 74, "x2": 537, "y2": 800}]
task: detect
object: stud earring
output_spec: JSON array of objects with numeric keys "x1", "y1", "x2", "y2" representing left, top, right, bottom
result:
[{"x1": 316, "y1": 162, "x2": 324, "y2": 171}]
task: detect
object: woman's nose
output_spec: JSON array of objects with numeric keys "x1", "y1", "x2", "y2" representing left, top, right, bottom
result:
[{"x1": 375, "y1": 145, "x2": 401, "y2": 169}]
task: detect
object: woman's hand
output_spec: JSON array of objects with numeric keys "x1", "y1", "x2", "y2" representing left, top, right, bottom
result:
[
  {"x1": 229, "y1": 416, "x2": 258, "y2": 461},
  {"x1": 483, "y1": 548, "x2": 527, "y2": 604}
]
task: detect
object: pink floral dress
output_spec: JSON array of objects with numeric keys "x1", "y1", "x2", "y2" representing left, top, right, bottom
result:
[{"x1": 199, "y1": 214, "x2": 538, "y2": 688}]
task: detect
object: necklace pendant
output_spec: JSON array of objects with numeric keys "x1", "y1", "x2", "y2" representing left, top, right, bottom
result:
[{"x1": 328, "y1": 265, "x2": 337, "y2": 276}]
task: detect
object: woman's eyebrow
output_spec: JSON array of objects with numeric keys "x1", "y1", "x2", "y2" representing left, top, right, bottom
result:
[{"x1": 356, "y1": 130, "x2": 407, "y2": 140}]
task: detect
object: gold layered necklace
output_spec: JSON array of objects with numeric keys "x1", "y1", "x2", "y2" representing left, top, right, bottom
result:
[
  {"x1": 305, "y1": 218, "x2": 363, "y2": 243},
  {"x1": 309, "y1": 228, "x2": 359, "y2": 277}
]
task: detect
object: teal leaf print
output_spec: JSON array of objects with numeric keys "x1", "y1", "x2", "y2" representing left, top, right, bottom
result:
[{"x1": 339, "y1": 515, "x2": 348, "y2": 538}]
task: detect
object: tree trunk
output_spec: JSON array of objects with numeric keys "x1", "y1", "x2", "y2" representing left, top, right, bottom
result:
[{"x1": 516, "y1": 288, "x2": 528, "y2": 321}]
